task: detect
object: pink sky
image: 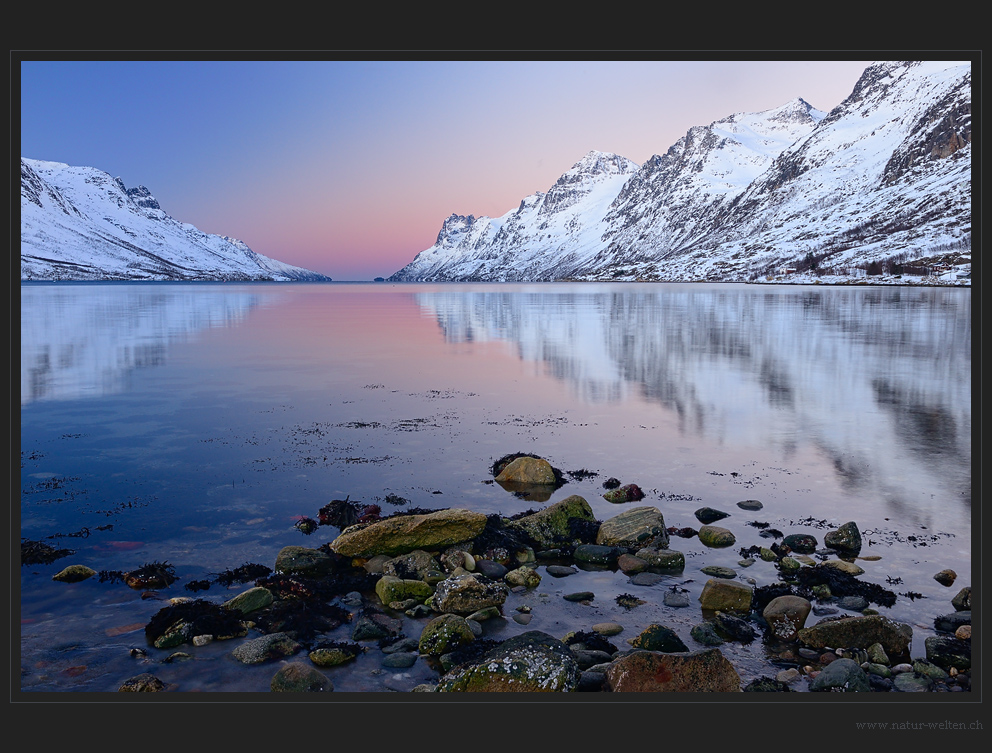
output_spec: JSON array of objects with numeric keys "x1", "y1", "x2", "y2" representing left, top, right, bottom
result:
[{"x1": 22, "y1": 59, "x2": 876, "y2": 279}]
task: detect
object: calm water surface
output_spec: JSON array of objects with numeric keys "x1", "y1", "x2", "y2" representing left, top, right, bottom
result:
[{"x1": 19, "y1": 281, "x2": 972, "y2": 693}]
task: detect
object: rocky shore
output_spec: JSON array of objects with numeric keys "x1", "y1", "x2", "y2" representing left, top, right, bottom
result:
[{"x1": 53, "y1": 453, "x2": 970, "y2": 694}]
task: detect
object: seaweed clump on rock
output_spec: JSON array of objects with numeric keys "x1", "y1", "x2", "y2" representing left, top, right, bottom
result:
[
  {"x1": 794, "y1": 564, "x2": 897, "y2": 608},
  {"x1": 145, "y1": 598, "x2": 247, "y2": 648}
]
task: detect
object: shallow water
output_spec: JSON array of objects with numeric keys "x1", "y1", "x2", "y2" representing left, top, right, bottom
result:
[{"x1": 19, "y1": 281, "x2": 972, "y2": 694}]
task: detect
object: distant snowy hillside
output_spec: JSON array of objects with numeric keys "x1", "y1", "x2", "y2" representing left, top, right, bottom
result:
[
  {"x1": 20, "y1": 159, "x2": 331, "y2": 281},
  {"x1": 391, "y1": 61, "x2": 971, "y2": 285}
]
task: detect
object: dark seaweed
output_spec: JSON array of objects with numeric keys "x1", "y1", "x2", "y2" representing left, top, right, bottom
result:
[
  {"x1": 21, "y1": 539, "x2": 74, "y2": 565},
  {"x1": 793, "y1": 564, "x2": 897, "y2": 607},
  {"x1": 216, "y1": 562, "x2": 272, "y2": 587},
  {"x1": 145, "y1": 598, "x2": 245, "y2": 644}
]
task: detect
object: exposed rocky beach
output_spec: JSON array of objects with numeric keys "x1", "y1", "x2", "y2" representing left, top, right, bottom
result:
[{"x1": 31, "y1": 453, "x2": 971, "y2": 695}]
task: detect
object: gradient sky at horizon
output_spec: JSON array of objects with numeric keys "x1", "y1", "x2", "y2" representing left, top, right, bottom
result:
[{"x1": 21, "y1": 58, "x2": 877, "y2": 280}]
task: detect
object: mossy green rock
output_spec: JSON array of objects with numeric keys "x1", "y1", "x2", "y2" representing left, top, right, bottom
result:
[
  {"x1": 419, "y1": 613, "x2": 476, "y2": 656},
  {"x1": 375, "y1": 574, "x2": 433, "y2": 605},
  {"x1": 698, "y1": 525, "x2": 736, "y2": 548},
  {"x1": 52, "y1": 564, "x2": 97, "y2": 583},
  {"x1": 223, "y1": 586, "x2": 274, "y2": 615},
  {"x1": 309, "y1": 646, "x2": 359, "y2": 667},
  {"x1": 507, "y1": 495, "x2": 596, "y2": 550},
  {"x1": 437, "y1": 630, "x2": 580, "y2": 692},
  {"x1": 330, "y1": 508, "x2": 488, "y2": 557},
  {"x1": 699, "y1": 578, "x2": 753, "y2": 614}
]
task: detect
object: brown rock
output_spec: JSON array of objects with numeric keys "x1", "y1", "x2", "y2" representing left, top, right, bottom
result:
[
  {"x1": 605, "y1": 648, "x2": 742, "y2": 692},
  {"x1": 495, "y1": 456, "x2": 557, "y2": 485}
]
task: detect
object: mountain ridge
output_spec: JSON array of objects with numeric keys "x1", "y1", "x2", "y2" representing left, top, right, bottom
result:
[
  {"x1": 390, "y1": 61, "x2": 971, "y2": 285},
  {"x1": 20, "y1": 158, "x2": 331, "y2": 282}
]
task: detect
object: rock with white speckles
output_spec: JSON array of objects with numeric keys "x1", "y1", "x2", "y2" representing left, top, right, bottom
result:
[{"x1": 436, "y1": 630, "x2": 580, "y2": 692}]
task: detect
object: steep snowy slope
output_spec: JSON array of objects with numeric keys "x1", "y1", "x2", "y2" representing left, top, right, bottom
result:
[
  {"x1": 391, "y1": 61, "x2": 971, "y2": 284},
  {"x1": 21, "y1": 159, "x2": 331, "y2": 281}
]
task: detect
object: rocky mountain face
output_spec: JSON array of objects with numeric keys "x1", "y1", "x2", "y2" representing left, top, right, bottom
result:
[
  {"x1": 391, "y1": 61, "x2": 971, "y2": 283},
  {"x1": 20, "y1": 159, "x2": 331, "y2": 281}
]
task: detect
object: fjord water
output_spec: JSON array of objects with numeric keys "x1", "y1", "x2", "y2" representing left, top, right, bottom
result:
[{"x1": 20, "y1": 281, "x2": 971, "y2": 692}]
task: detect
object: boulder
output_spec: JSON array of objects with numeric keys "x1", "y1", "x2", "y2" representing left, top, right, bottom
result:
[
  {"x1": 428, "y1": 573, "x2": 508, "y2": 614},
  {"x1": 437, "y1": 630, "x2": 580, "y2": 692},
  {"x1": 270, "y1": 662, "x2": 333, "y2": 692},
  {"x1": 51, "y1": 564, "x2": 97, "y2": 583},
  {"x1": 630, "y1": 624, "x2": 688, "y2": 652},
  {"x1": 808, "y1": 657, "x2": 871, "y2": 692},
  {"x1": 222, "y1": 586, "x2": 274, "y2": 615},
  {"x1": 924, "y1": 635, "x2": 970, "y2": 671},
  {"x1": 699, "y1": 578, "x2": 753, "y2": 614},
  {"x1": 698, "y1": 525, "x2": 736, "y2": 548},
  {"x1": 951, "y1": 586, "x2": 971, "y2": 611},
  {"x1": 231, "y1": 632, "x2": 302, "y2": 665},
  {"x1": 383, "y1": 550, "x2": 442, "y2": 580},
  {"x1": 933, "y1": 568, "x2": 957, "y2": 586},
  {"x1": 329, "y1": 508, "x2": 488, "y2": 557},
  {"x1": 762, "y1": 595, "x2": 812, "y2": 641},
  {"x1": 782, "y1": 533, "x2": 818, "y2": 553},
  {"x1": 694, "y1": 507, "x2": 730, "y2": 524},
  {"x1": 572, "y1": 544, "x2": 620, "y2": 565},
  {"x1": 605, "y1": 648, "x2": 741, "y2": 692},
  {"x1": 822, "y1": 559, "x2": 865, "y2": 576},
  {"x1": 504, "y1": 566, "x2": 541, "y2": 589},
  {"x1": 824, "y1": 521, "x2": 862, "y2": 553},
  {"x1": 418, "y1": 613, "x2": 476, "y2": 656},
  {"x1": 495, "y1": 456, "x2": 557, "y2": 485},
  {"x1": 634, "y1": 547, "x2": 685, "y2": 571},
  {"x1": 596, "y1": 506, "x2": 669, "y2": 548},
  {"x1": 374, "y1": 574, "x2": 433, "y2": 605},
  {"x1": 507, "y1": 495, "x2": 596, "y2": 550},
  {"x1": 274, "y1": 546, "x2": 335, "y2": 576},
  {"x1": 118, "y1": 673, "x2": 166, "y2": 692},
  {"x1": 796, "y1": 614, "x2": 912, "y2": 656}
]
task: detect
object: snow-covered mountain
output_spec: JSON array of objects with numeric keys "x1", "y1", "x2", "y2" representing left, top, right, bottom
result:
[
  {"x1": 391, "y1": 61, "x2": 971, "y2": 284},
  {"x1": 20, "y1": 159, "x2": 331, "y2": 281}
]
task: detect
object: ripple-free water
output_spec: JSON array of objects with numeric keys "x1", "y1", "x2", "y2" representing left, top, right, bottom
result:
[{"x1": 19, "y1": 281, "x2": 972, "y2": 694}]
